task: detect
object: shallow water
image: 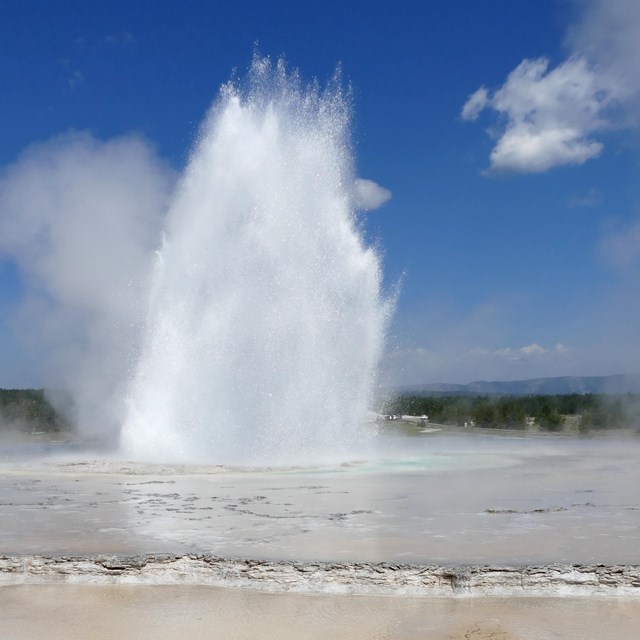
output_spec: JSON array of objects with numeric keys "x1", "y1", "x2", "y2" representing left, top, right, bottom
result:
[
  {"x1": 1, "y1": 585, "x2": 640, "y2": 640},
  {"x1": 1, "y1": 430, "x2": 640, "y2": 564}
]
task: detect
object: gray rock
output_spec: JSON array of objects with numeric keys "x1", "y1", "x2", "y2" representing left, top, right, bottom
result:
[{"x1": 1, "y1": 554, "x2": 640, "y2": 596}]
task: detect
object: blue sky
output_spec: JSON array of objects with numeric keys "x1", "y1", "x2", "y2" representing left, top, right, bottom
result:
[{"x1": 1, "y1": 0, "x2": 640, "y2": 388}]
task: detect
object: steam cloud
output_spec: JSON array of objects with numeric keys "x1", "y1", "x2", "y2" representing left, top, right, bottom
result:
[
  {"x1": 0, "y1": 122, "x2": 390, "y2": 445},
  {"x1": 0, "y1": 132, "x2": 175, "y2": 442}
]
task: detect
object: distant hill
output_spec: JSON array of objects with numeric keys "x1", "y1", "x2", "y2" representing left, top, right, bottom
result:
[{"x1": 397, "y1": 373, "x2": 640, "y2": 396}]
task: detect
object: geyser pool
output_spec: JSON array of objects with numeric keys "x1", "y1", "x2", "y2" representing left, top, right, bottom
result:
[{"x1": 120, "y1": 57, "x2": 390, "y2": 464}]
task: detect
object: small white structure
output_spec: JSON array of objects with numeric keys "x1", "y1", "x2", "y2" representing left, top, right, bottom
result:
[{"x1": 401, "y1": 415, "x2": 429, "y2": 424}]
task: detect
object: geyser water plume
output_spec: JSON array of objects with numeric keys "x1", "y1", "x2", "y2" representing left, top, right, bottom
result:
[{"x1": 120, "y1": 57, "x2": 390, "y2": 464}]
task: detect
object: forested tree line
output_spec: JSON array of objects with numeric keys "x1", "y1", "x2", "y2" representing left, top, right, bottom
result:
[
  {"x1": 0, "y1": 389, "x2": 66, "y2": 432},
  {"x1": 3, "y1": 388, "x2": 639, "y2": 434},
  {"x1": 384, "y1": 393, "x2": 640, "y2": 432}
]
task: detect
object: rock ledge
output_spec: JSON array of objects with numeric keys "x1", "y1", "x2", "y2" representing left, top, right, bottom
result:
[{"x1": 1, "y1": 555, "x2": 640, "y2": 596}]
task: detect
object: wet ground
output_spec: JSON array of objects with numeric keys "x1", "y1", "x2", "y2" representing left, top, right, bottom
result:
[
  {"x1": 2, "y1": 428, "x2": 640, "y2": 639},
  {"x1": 1, "y1": 428, "x2": 640, "y2": 564}
]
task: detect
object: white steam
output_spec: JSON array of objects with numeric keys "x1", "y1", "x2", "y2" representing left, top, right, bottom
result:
[
  {"x1": 121, "y1": 57, "x2": 390, "y2": 463},
  {"x1": 0, "y1": 132, "x2": 175, "y2": 442},
  {"x1": 0, "y1": 61, "x2": 391, "y2": 458}
]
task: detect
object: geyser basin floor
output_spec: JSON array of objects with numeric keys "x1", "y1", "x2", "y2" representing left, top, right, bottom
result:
[
  {"x1": 2, "y1": 586, "x2": 640, "y2": 640},
  {"x1": 2, "y1": 430, "x2": 640, "y2": 565}
]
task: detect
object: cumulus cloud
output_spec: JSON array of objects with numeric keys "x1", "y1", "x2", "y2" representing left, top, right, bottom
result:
[
  {"x1": 462, "y1": 0, "x2": 640, "y2": 173},
  {"x1": 476, "y1": 343, "x2": 568, "y2": 361},
  {"x1": 352, "y1": 178, "x2": 391, "y2": 211},
  {"x1": 0, "y1": 132, "x2": 174, "y2": 442}
]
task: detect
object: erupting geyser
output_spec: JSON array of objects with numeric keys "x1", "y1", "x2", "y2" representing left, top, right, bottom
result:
[{"x1": 120, "y1": 57, "x2": 390, "y2": 464}]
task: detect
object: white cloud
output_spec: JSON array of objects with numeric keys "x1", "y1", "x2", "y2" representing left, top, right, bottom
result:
[
  {"x1": 489, "y1": 343, "x2": 568, "y2": 361},
  {"x1": 352, "y1": 178, "x2": 391, "y2": 211},
  {"x1": 382, "y1": 342, "x2": 571, "y2": 387},
  {"x1": 566, "y1": 0, "x2": 640, "y2": 118},
  {"x1": 461, "y1": 87, "x2": 488, "y2": 121},
  {"x1": 462, "y1": 0, "x2": 640, "y2": 173},
  {"x1": 489, "y1": 120, "x2": 603, "y2": 173}
]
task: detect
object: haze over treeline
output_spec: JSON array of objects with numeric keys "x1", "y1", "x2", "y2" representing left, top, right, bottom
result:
[
  {"x1": 385, "y1": 393, "x2": 640, "y2": 432},
  {"x1": 2, "y1": 386, "x2": 639, "y2": 436},
  {"x1": 0, "y1": 389, "x2": 65, "y2": 433}
]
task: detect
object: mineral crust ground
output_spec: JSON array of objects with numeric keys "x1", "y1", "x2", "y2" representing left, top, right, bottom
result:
[{"x1": 2, "y1": 430, "x2": 640, "y2": 639}]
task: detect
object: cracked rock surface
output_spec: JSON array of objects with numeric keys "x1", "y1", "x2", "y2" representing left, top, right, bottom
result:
[{"x1": 1, "y1": 554, "x2": 640, "y2": 596}]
